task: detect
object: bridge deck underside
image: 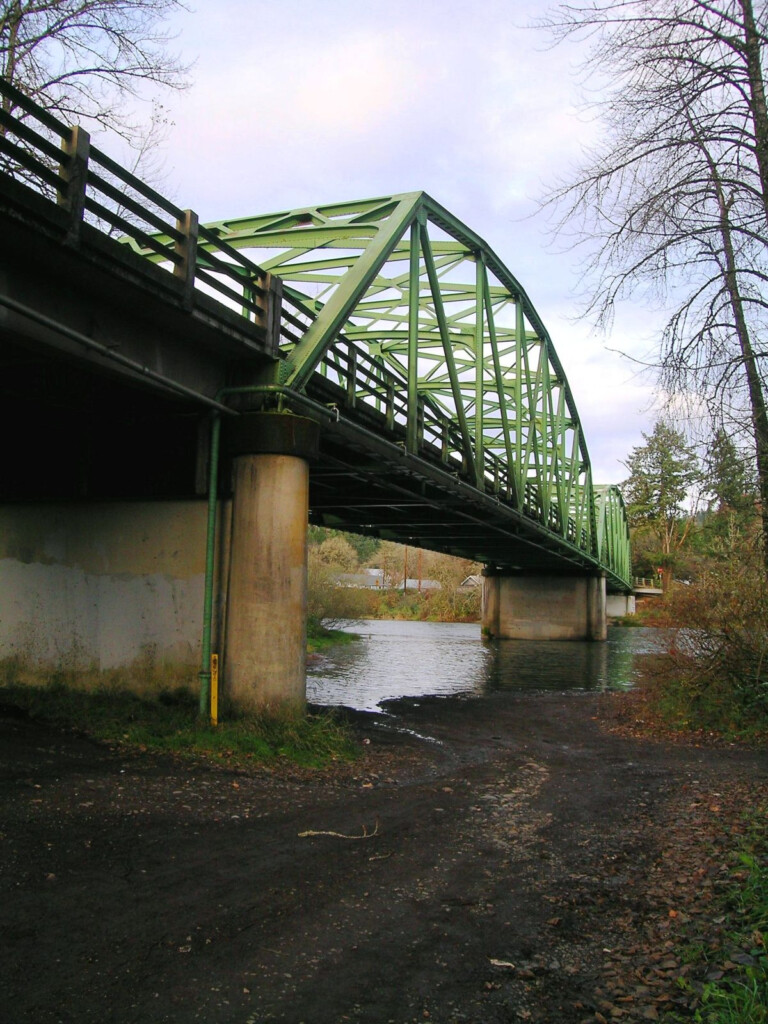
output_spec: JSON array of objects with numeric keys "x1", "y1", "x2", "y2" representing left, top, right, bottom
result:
[{"x1": 311, "y1": 412, "x2": 607, "y2": 577}]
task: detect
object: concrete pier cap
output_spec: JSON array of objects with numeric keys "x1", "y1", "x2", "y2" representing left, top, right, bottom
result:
[
  {"x1": 481, "y1": 568, "x2": 607, "y2": 642},
  {"x1": 222, "y1": 411, "x2": 320, "y2": 714}
]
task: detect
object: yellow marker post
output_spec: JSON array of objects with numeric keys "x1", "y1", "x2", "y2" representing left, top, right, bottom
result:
[{"x1": 210, "y1": 653, "x2": 219, "y2": 726}]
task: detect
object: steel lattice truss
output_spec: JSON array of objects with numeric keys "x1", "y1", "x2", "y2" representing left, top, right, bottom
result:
[{"x1": 136, "y1": 191, "x2": 632, "y2": 588}]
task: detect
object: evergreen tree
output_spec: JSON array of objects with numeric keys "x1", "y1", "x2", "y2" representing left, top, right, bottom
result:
[
  {"x1": 622, "y1": 421, "x2": 701, "y2": 580},
  {"x1": 705, "y1": 430, "x2": 756, "y2": 515},
  {"x1": 701, "y1": 429, "x2": 758, "y2": 549}
]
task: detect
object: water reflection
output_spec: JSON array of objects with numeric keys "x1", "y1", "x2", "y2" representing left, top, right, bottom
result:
[{"x1": 307, "y1": 620, "x2": 669, "y2": 712}]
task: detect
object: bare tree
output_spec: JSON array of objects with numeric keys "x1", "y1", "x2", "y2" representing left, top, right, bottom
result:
[
  {"x1": 538, "y1": 0, "x2": 768, "y2": 566},
  {"x1": 0, "y1": 0, "x2": 190, "y2": 160}
]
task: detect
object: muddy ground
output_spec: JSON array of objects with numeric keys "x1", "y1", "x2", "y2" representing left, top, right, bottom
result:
[{"x1": 1, "y1": 688, "x2": 767, "y2": 1024}]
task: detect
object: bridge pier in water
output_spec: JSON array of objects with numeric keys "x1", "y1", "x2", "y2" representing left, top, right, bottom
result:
[{"x1": 482, "y1": 572, "x2": 607, "y2": 641}]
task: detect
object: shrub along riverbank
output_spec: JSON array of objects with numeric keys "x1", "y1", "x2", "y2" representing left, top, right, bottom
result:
[{"x1": 627, "y1": 560, "x2": 768, "y2": 744}]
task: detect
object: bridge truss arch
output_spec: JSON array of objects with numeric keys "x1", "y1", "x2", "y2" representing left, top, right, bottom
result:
[{"x1": 137, "y1": 191, "x2": 632, "y2": 590}]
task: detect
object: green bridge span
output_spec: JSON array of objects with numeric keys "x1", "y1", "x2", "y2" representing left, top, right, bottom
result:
[{"x1": 0, "y1": 79, "x2": 631, "y2": 712}]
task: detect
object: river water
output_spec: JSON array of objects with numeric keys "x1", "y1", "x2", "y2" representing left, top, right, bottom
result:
[{"x1": 307, "y1": 620, "x2": 669, "y2": 712}]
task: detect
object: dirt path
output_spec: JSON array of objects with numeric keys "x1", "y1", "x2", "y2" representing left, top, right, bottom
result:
[{"x1": 1, "y1": 689, "x2": 766, "y2": 1024}]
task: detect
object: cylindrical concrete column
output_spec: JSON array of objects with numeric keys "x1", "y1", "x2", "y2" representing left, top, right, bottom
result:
[
  {"x1": 222, "y1": 413, "x2": 319, "y2": 713},
  {"x1": 224, "y1": 453, "x2": 309, "y2": 710}
]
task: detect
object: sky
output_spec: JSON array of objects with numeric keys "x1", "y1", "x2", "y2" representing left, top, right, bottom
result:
[{"x1": 149, "y1": 0, "x2": 662, "y2": 484}]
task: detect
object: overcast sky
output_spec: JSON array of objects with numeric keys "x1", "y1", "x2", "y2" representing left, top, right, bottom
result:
[{"x1": 155, "y1": 0, "x2": 662, "y2": 484}]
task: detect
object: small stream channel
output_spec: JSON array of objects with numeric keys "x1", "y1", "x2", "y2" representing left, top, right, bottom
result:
[{"x1": 307, "y1": 620, "x2": 670, "y2": 712}]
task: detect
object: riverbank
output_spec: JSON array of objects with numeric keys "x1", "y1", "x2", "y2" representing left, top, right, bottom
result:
[{"x1": 2, "y1": 687, "x2": 766, "y2": 1023}]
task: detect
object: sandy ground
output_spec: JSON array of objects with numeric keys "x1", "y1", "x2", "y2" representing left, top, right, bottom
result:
[{"x1": 1, "y1": 688, "x2": 766, "y2": 1024}]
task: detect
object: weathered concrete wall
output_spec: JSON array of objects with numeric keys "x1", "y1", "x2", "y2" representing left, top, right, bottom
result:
[
  {"x1": 482, "y1": 574, "x2": 607, "y2": 641},
  {"x1": 0, "y1": 501, "x2": 216, "y2": 692}
]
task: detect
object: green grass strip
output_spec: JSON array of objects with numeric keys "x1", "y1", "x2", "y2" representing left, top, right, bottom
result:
[{"x1": 0, "y1": 684, "x2": 359, "y2": 769}]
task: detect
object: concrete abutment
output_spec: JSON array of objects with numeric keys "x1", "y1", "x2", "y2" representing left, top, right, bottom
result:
[
  {"x1": 0, "y1": 501, "x2": 212, "y2": 692},
  {"x1": 0, "y1": 413, "x2": 320, "y2": 714}
]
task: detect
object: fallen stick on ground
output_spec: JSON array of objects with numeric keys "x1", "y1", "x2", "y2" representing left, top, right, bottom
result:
[{"x1": 298, "y1": 819, "x2": 379, "y2": 840}]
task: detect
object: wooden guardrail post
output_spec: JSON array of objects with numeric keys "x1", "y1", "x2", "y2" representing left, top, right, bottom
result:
[
  {"x1": 346, "y1": 346, "x2": 358, "y2": 408},
  {"x1": 58, "y1": 125, "x2": 90, "y2": 245},
  {"x1": 263, "y1": 272, "x2": 283, "y2": 355},
  {"x1": 174, "y1": 208, "x2": 199, "y2": 310}
]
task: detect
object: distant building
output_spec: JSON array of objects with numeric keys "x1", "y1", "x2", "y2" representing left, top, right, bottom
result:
[
  {"x1": 333, "y1": 568, "x2": 441, "y2": 591},
  {"x1": 334, "y1": 568, "x2": 385, "y2": 589},
  {"x1": 396, "y1": 578, "x2": 441, "y2": 592}
]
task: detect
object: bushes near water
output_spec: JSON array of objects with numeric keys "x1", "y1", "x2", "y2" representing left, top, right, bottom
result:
[{"x1": 647, "y1": 559, "x2": 768, "y2": 740}]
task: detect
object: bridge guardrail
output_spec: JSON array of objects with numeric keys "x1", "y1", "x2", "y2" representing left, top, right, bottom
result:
[
  {"x1": 0, "y1": 77, "x2": 278, "y2": 345},
  {"x1": 633, "y1": 576, "x2": 663, "y2": 590}
]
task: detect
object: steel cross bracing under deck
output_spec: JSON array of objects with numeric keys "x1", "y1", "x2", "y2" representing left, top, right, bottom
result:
[{"x1": 132, "y1": 192, "x2": 632, "y2": 591}]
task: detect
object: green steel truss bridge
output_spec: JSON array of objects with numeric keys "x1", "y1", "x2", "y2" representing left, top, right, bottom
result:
[{"x1": 0, "y1": 79, "x2": 631, "y2": 591}]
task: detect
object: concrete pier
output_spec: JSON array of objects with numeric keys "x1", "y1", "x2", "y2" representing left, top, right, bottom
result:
[
  {"x1": 482, "y1": 572, "x2": 607, "y2": 641},
  {"x1": 222, "y1": 413, "x2": 319, "y2": 712},
  {"x1": 606, "y1": 593, "x2": 636, "y2": 618}
]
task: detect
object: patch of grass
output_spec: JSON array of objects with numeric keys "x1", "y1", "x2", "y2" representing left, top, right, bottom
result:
[
  {"x1": 670, "y1": 809, "x2": 768, "y2": 1023},
  {"x1": 0, "y1": 683, "x2": 359, "y2": 769},
  {"x1": 306, "y1": 621, "x2": 360, "y2": 655}
]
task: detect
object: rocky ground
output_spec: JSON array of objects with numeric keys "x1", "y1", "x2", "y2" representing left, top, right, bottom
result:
[{"x1": 1, "y1": 687, "x2": 766, "y2": 1024}]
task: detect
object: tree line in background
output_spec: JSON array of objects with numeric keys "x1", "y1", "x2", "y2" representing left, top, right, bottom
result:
[
  {"x1": 620, "y1": 416, "x2": 768, "y2": 735},
  {"x1": 306, "y1": 526, "x2": 481, "y2": 633},
  {"x1": 622, "y1": 419, "x2": 759, "y2": 584}
]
